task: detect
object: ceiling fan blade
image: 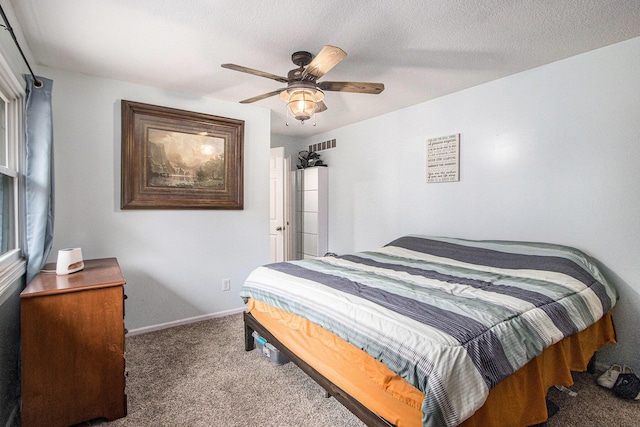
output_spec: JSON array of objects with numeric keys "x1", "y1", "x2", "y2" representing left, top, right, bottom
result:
[
  {"x1": 240, "y1": 89, "x2": 283, "y2": 104},
  {"x1": 318, "y1": 81, "x2": 385, "y2": 94},
  {"x1": 221, "y1": 64, "x2": 288, "y2": 83},
  {"x1": 301, "y1": 46, "x2": 347, "y2": 81},
  {"x1": 316, "y1": 100, "x2": 327, "y2": 113}
]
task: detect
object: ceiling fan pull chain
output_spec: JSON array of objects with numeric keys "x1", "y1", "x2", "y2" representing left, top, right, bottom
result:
[{"x1": 285, "y1": 106, "x2": 290, "y2": 126}]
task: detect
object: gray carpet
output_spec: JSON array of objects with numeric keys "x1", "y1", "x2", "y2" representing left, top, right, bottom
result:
[
  {"x1": 90, "y1": 313, "x2": 363, "y2": 427},
  {"x1": 545, "y1": 371, "x2": 640, "y2": 427},
  {"x1": 83, "y1": 313, "x2": 638, "y2": 427}
]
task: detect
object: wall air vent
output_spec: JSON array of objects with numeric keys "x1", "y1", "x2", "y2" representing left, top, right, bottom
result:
[{"x1": 308, "y1": 138, "x2": 336, "y2": 153}]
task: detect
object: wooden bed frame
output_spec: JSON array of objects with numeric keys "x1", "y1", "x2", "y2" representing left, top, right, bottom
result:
[
  {"x1": 244, "y1": 311, "x2": 394, "y2": 427},
  {"x1": 244, "y1": 311, "x2": 597, "y2": 427}
]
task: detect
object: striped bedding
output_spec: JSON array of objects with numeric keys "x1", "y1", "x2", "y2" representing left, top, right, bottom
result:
[{"x1": 240, "y1": 236, "x2": 617, "y2": 427}]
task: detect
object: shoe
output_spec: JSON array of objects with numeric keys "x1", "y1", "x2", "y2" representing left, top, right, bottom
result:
[
  {"x1": 612, "y1": 372, "x2": 640, "y2": 400},
  {"x1": 597, "y1": 365, "x2": 633, "y2": 388},
  {"x1": 597, "y1": 364, "x2": 623, "y2": 388}
]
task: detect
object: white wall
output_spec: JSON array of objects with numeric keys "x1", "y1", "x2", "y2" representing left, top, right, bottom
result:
[
  {"x1": 271, "y1": 132, "x2": 304, "y2": 170},
  {"x1": 305, "y1": 37, "x2": 640, "y2": 371},
  {"x1": 42, "y1": 66, "x2": 271, "y2": 330}
]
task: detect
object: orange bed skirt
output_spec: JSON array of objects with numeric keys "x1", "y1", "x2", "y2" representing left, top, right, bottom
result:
[{"x1": 247, "y1": 298, "x2": 616, "y2": 427}]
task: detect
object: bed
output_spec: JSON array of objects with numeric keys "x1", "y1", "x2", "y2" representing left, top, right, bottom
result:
[{"x1": 240, "y1": 236, "x2": 617, "y2": 427}]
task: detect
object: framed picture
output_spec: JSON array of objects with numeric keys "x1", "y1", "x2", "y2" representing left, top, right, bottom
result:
[
  {"x1": 121, "y1": 100, "x2": 244, "y2": 209},
  {"x1": 426, "y1": 133, "x2": 460, "y2": 183}
]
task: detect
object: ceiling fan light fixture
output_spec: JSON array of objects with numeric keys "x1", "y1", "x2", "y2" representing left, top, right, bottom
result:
[
  {"x1": 281, "y1": 87, "x2": 324, "y2": 123},
  {"x1": 222, "y1": 45, "x2": 384, "y2": 128}
]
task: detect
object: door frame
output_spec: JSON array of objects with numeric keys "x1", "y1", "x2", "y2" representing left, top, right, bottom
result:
[{"x1": 269, "y1": 147, "x2": 292, "y2": 262}]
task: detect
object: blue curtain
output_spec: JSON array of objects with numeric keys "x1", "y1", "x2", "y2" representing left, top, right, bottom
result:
[{"x1": 24, "y1": 75, "x2": 54, "y2": 284}]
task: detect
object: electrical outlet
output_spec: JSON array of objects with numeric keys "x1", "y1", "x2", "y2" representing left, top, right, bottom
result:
[{"x1": 222, "y1": 279, "x2": 231, "y2": 291}]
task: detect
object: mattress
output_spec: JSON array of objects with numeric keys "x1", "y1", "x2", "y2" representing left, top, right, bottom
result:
[{"x1": 241, "y1": 236, "x2": 617, "y2": 426}]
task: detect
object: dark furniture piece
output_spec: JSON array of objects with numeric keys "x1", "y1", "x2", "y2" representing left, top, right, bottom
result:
[{"x1": 20, "y1": 258, "x2": 127, "y2": 427}]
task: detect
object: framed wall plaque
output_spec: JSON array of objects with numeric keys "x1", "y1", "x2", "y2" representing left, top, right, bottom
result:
[{"x1": 427, "y1": 133, "x2": 460, "y2": 183}]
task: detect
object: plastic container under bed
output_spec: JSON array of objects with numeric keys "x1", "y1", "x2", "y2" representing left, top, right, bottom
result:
[{"x1": 252, "y1": 331, "x2": 290, "y2": 365}]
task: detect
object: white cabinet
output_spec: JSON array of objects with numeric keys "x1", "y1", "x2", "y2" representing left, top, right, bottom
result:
[{"x1": 295, "y1": 167, "x2": 328, "y2": 259}]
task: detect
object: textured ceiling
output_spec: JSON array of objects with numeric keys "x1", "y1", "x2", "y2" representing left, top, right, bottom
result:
[{"x1": 9, "y1": 0, "x2": 640, "y2": 138}]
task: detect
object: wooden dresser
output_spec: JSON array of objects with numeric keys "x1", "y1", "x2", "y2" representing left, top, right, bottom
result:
[{"x1": 20, "y1": 258, "x2": 127, "y2": 427}]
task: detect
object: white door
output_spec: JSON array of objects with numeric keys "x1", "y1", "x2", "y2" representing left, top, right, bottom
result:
[{"x1": 270, "y1": 147, "x2": 285, "y2": 262}]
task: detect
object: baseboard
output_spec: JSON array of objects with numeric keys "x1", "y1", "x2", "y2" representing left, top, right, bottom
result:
[{"x1": 126, "y1": 306, "x2": 246, "y2": 336}]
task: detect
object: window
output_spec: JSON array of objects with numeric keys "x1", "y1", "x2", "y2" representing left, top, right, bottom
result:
[
  {"x1": 0, "y1": 96, "x2": 15, "y2": 255},
  {"x1": 0, "y1": 173, "x2": 15, "y2": 254},
  {"x1": 0, "y1": 54, "x2": 24, "y2": 273}
]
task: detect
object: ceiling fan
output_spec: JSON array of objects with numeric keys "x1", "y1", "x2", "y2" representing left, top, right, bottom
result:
[{"x1": 222, "y1": 46, "x2": 384, "y2": 124}]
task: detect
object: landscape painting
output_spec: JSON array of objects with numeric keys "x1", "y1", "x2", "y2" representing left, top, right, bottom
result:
[
  {"x1": 146, "y1": 128, "x2": 226, "y2": 189},
  {"x1": 121, "y1": 100, "x2": 244, "y2": 209}
]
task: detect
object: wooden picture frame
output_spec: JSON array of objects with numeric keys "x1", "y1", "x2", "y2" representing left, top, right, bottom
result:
[{"x1": 121, "y1": 100, "x2": 244, "y2": 209}]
